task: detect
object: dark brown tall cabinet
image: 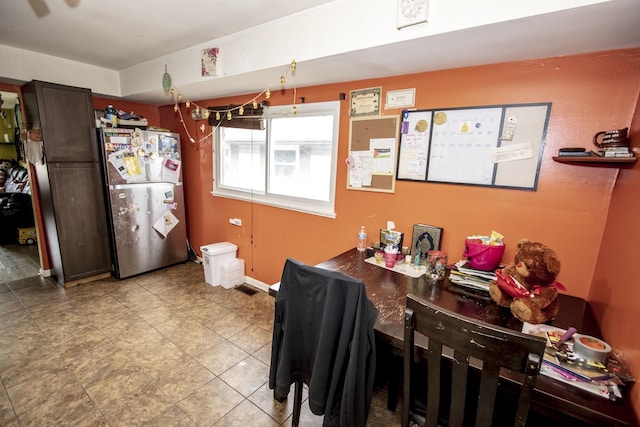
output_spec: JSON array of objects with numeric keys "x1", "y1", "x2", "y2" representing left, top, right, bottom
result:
[{"x1": 22, "y1": 80, "x2": 112, "y2": 286}]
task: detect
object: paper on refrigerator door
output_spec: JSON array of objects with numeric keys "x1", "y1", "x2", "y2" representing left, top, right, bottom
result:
[
  {"x1": 123, "y1": 152, "x2": 142, "y2": 177},
  {"x1": 153, "y1": 210, "x2": 179, "y2": 238},
  {"x1": 161, "y1": 158, "x2": 181, "y2": 183},
  {"x1": 108, "y1": 151, "x2": 130, "y2": 180}
]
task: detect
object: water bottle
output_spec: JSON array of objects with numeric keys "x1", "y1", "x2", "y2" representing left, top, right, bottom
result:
[
  {"x1": 105, "y1": 105, "x2": 118, "y2": 127},
  {"x1": 357, "y1": 226, "x2": 367, "y2": 252}
]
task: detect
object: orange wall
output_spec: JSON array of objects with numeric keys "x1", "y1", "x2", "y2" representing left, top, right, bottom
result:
[
  {"x1": 162, "y1": 48, "x2": 640, "y2": 299},
  {"x1": 93, "y1": 96, "x2": 161, "y2": 128},
  {"x1": 591, "y1": 84, "x2": 640, "y2": 418},
  {"x1": 4, "y1": 48, "x2": 640, "y2": 420},
  {"x1": 161, "y1": 49, "x2": 640, "y2": 419}
]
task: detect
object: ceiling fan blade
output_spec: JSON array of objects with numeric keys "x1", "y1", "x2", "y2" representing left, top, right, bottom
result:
[{"x1": 27, "y1": 0, "x2": 50, "y2": 18}]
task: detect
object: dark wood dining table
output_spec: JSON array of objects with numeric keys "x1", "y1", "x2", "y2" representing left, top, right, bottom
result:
[{"x1": 306, "y1": 248, "x2": 636, "y2": 427}]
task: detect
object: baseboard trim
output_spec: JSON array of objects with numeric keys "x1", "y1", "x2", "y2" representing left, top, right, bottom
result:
[
  {"x1": 62, "y1": 272, "x2": 111, "y2": 288},
  {"x1": 244, "y1": 276, "x2": 270, "y2": 293},
  {"x1": 39, "y1": 269, "x2": 51, "y2": 277}
]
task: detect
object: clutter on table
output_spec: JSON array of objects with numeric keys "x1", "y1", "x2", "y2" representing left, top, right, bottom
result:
[
  {"x1": 463, "y1": 230, "x2": 505, "y2": 271},
  {"x1": 522, "y1": 322, "x2": 634, "y2": 401},
  {"x1": 449, "y1": 260, "x2": 496, "y2": 292}
]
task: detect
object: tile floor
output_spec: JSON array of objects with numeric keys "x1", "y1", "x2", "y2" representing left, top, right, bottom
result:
[
  {"x1": 0, "y1": 243, "x2": 41, "y2": 283},
  {"x1": 0, "y1": 259, "x2": 402, "y2": 426}
]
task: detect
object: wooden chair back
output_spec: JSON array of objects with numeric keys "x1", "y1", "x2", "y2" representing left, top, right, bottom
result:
[{"x1": 402, "y1": 294, "x2": 546, "y2": 427}]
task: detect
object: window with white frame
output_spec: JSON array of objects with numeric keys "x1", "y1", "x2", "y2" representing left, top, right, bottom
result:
[{"x1": 213, "y1": 101, "x2": 340, "y2": 217}]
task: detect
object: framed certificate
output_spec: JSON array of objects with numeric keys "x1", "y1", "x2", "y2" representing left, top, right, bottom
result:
[
  {"x1": 350, "y1": 87, "x2": 381, "y2": 117},
  {"x1": 386, "y1": 89, "x2": 415, "y2": 109}
]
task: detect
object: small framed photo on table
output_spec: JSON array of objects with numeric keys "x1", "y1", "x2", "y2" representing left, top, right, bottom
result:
[{"x1": 410, "y1": 223, "x2": 443, "y2": 265}]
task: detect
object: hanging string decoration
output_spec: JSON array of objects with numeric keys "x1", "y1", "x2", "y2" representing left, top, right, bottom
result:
[{"x1": 165, "y1": 59, "x2": 299, "y2": 145}]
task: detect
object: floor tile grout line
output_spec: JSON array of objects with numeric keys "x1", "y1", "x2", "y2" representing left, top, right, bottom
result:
[{"x1": 1, "y1": 262, "x2": 399, "y2": 426}]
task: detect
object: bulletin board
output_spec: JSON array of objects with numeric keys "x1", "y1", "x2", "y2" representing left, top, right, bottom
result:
[
  {"x1": 396, "y1": 103, "x2": 551, "y2": 190},
  {"x1": 347, "y1": 115, "x2": 400, "y2": 193}
]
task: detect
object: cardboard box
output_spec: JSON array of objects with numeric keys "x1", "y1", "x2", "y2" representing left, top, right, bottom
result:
[{"x1": 380, "y1": 229, "x2": 404, "y2": 252}]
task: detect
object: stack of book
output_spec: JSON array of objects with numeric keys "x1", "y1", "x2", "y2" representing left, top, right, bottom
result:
[
  {"x1": 118, "y1": 117, "x2": 149, "y2": 128},
  {"x1": 448, "y1": 260, "x2": 497, "y2": 292},
  {"x1": 556, "y1": 148, "x2": 592, "y2": 157},
  {"x1": 522, "y1": 323, "x2": 634, "y2": 400},
  {"x1": 593, "y1": 145, "x2": 634, "y2": 158}
]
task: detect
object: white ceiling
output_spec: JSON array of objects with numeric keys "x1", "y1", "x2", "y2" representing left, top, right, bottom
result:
[
  {"x1": 1, "y1": 0, "x2": 640, "y2": 105},
  {"x1": 0, "y1": 0, "x2": 333, "y2": 70}
]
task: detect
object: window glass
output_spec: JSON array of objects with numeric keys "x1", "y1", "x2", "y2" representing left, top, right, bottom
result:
[
  {"x1": 218, "y1": 127, "x2": 265, "y2": 193},
  {"x1": 214, "y1": 101, "x2": 339, "y2": 217},
  {"x1": 269, "y1": 115, "x2": 333, "y2": 201}
]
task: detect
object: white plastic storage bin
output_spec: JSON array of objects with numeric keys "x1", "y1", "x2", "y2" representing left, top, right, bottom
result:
[
  {"x1": 201, "y1": 242, "x2": 237, "y2": 286},
  {"x1": 220, "y1": 258, "x2": 245, "y2": 289}
]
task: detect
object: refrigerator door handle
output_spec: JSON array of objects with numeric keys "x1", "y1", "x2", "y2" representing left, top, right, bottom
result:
[{"x1": 110, "y1": 182, "x2": 183, "y2": 190}]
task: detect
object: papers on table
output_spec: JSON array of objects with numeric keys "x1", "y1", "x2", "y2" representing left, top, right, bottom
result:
[
  {"x1": 447, "y1": 260, "x2": 497, "y2": 292},
  {"x1": 522, "y1": 322, "x2": 634, "y2": 400}
]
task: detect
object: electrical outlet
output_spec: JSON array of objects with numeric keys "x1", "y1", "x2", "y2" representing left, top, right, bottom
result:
[{"x1": 229, "y1": 218, "x2": 242, "y2": 226}]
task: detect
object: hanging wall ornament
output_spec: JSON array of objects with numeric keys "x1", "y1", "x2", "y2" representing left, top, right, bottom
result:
[{"x1": 162, "y1": 65, "x2": 172, "y2": 94}]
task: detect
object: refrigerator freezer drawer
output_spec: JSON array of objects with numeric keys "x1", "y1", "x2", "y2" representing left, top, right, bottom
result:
[{"x1": 109, "y1": 182, "x2": 188, "y2": 278}]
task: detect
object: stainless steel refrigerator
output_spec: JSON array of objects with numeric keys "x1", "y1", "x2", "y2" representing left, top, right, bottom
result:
[{"x1": 98, "y1": 128, "x2": 188, "y2": 278}]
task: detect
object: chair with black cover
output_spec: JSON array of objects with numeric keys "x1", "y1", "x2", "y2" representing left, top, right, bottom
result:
[
  {"x1": 269, "y1": 258, "x2": 378, "y2": 427},
  {"x1": 402, "y1": 294, "x2": 546, "y2": 427}
]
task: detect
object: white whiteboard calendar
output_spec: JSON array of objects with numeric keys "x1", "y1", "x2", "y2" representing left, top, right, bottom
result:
[{"x1": 396, "y1": 103, "x2": 551, "y2": 190}]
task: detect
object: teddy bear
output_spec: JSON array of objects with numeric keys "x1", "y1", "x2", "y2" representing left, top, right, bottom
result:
[{"x1": 488, "y1": 239, "x2": 566, "y2": 324}]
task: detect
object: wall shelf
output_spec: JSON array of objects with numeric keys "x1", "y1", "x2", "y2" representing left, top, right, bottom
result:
[{"x1": 552, "y1": 156, "x2": 636, "y2": 166}]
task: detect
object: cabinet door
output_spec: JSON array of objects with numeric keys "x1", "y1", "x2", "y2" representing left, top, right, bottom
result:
[
  {"x1": 48, "y1": 162, "x2": 112, "y2": 282},
  {"x1": 35, "y1": 81, "x2": 99, "y2": 162}
]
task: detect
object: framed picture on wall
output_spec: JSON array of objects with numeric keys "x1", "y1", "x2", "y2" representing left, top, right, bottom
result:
[
  {"x1": 397, "y1": 0, "x2": 430, "y2": 29},
  {"x1": 410, "y1": 223, "x2": 443, "y2": 265}
]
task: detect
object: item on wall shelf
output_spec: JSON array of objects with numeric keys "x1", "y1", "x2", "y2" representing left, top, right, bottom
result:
[
  {"x1": 593, "y1": 146, "x2": 633, "y2": 158},
  {"x1": 557, "y1": 149, "x2": 592, "y2": 157},
  {"x1": 593, "y1": 127, "x2": 629, "y2": 149},
  {"x1": 558, "y1": 147, "x2": 586, "y2": 153}
]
